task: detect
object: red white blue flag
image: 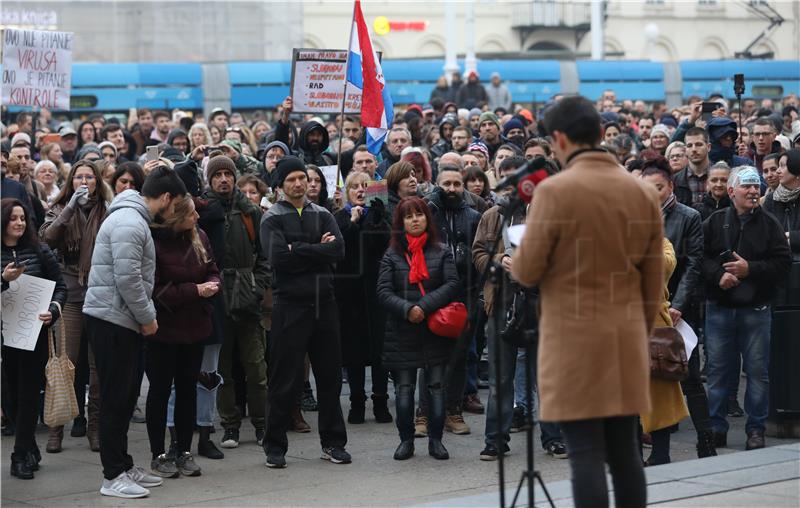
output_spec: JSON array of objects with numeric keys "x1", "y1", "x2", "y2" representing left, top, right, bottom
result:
[{"x1": 346, "y1": 0, "x2": 393, "y2": 155}]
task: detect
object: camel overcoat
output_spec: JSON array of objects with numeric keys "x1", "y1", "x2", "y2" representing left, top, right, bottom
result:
[{"x1": 511, "y1": 150, "x2": 664, "y2": 422}]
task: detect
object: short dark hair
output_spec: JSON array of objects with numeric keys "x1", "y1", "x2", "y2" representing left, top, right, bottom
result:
[
  {"x1": 763, "y1": 152, "x2": 781, "y2": 164},
  {"x1": 101, "y1": 123, "x2": 123, "y2": 140},
  {"x1": 137, "y1": 108, "x2": 152, "y2": 119},
  {"x1": 523, "y1": 137, "x2": 552, "y2": 156},
  {"x1": 498, "y1": 155, "x2": 527, "y2": 174},
  {"x1": 112, "y1": 162, "x2": 145, "y2": 192},
  {"x1": 685, "y1": 127, "x2": 709, "y2": 142},
  {"x1": 153, "y1": 110, "x2": 170, "y2": 121},
  {"x1": 141, "y1": 166, "x2": 187, "y2": 199},
  {"x1": 641, "y1": 156, "x2": 672, "y2": 182},
  {"x1": 753, "y1": 117, "x2": 776, "y2": 131},
  {"x1": 463, "y1": 167, "x2": 490, "y2": 198},
  {"x1": 544, "y1": 96, "x2": 602, "y2": 146}
]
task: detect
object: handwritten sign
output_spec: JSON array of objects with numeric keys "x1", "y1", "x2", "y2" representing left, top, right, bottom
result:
[
  {"x1": 290, "y1": 48, "x2": 361, "y2": 115},
  {"x1": 1, "y1": 274, "x2": 56, "y2": 351},
  {"x1": 319, "y1": 165, "x2": 344, "y2": 192},
  {"x1": 2, "y1": 28, "x2": 73, "y2": 110}
]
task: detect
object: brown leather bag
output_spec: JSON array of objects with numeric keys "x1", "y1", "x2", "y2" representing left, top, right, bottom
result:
[{"x1": 649, "y1": 327, "x2": 688, "y2": 381}]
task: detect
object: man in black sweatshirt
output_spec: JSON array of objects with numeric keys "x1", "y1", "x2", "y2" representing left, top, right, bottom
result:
[{"x1": 260, "y1": 156, "x2": 349, "y2": 468}]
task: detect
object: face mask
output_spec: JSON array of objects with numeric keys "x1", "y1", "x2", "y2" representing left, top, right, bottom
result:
[{"x1": 509, "y1": 135, "x2": 525, "y2": 147}]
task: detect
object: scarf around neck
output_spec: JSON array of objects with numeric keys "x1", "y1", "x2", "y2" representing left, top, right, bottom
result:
[
  {"x1": 661, "y1": 193, "x2": 677, "y2": 216},
  {"x1": 405, "y1": 232, "x2": 429, "y2": 284},
  {"x1": 65, "y1": 196, "x2": 105, "y2": 285},
  {"x1": 772, "y1": 183, "x2": 800, "y2": 203}
]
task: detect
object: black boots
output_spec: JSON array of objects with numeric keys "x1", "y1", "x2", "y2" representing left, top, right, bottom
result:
[
  {"x1": 71, "y1": 415, "x2": 87, "y2": 437},
  {"x1": 428, "y1": 439, "x2": 449, "y2": 460},
  {"x1": 10, "y1": 453, "x2": 34, "y2": 479},
  {"x1": 372, "y1": 394, "x2": 393, "y2": 423},
  {"x1": 696, "y1": 431, "x2": 718, "y2": 458},
  {"x1": 393, "y1": 440, "x2": 414, "y2": 460},
  {"x1": 198, "y1": 426, "x2": 224, "y2": 460},
  {"x1": 348, "y1": 395, "x2": 366, "y2": 424}
]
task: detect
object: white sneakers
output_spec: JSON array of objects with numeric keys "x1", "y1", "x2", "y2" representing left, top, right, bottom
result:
[{"x1": 99, "y1": 466, "x2": 163, "y2": 499}]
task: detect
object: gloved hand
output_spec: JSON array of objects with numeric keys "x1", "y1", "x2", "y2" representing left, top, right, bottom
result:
[
  {"x1": 369, "y1": 197, "x2": 386, "y2": 223},
  {"x1": 67, "y1": 185, "x2": 90, "y2": 209}
]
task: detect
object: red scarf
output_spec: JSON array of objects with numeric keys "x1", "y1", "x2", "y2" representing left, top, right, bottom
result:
[{"x1": 405, "y1": 232, "x2": 429, "y2": 284}]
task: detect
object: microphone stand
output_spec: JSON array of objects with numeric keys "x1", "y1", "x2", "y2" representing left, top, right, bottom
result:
[{"x1": 479, "y1": 190, "x2": 554, "y2": 508}]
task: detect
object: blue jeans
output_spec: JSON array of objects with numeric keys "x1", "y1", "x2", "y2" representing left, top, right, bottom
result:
[
  {"x1": 705, "y1": 301, "x2": 771, "y2": 434},
  {"x1": 394, "y1": 364, "x2": 446, "y2": 441}
]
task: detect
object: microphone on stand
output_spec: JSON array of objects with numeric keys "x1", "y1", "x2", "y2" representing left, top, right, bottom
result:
[{"x1": 494, "y1": 156, "x2": 550, "y2": 204}]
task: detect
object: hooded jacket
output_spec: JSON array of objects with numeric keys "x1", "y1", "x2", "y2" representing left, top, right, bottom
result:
[
  {"x1": 277, "y1": 120, "x2": 333, "y2": 167},
  {"x1": 430, "y1": 117, "x2": 457, "y2": 159},
  {"x1": 456, "y1": 81, "x2": 489, "y2": 110},
  {"x1": 82, "y1": 190, "x2": 157, "y2": 332},
  {"x1": 706, "y1": 117, "x2": 753, "y2": 168}
]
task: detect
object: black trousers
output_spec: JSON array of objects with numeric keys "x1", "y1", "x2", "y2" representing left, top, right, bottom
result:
[
  {"x1": 265, "y1": 302, "x2": 347, "y2": 455},
  {"x1": 2, "y1": 331, "x2": 48, "y2": 455},
  {"x1": 346, "y1": 363, "x2": 389, "y2": 400},
  {"x1": 560, "y1": 415, "x2": 647, "y2": 508},
  {"x1": 86, "y1": 315, "x2": 142, "y2": 480},
  {"x1": 145, "y1": 341, "x2": 203, "y2": 458},
  {"x1": 393, "y1": 364, "x2": 446, "y2": 441},
  {"x1": 681, "y1": 347, "x2": 713, "y2": 436}
]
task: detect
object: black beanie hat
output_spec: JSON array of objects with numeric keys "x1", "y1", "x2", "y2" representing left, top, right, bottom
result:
[
  {"x1": 206, "y1": 155, "x2": 237, "y2": 183},
  {"x1": 274, "y1": 155, "x2": 308, "y2": 188}
]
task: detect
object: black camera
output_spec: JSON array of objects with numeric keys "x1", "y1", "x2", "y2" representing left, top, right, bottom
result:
[{"x1": 734, "y1": 74, "x2": 745, "y2": 96}]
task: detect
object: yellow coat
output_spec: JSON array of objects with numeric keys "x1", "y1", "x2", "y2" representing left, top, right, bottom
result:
[{"x1": 640, "y1": 238, "x2": 689, "y2": 433}]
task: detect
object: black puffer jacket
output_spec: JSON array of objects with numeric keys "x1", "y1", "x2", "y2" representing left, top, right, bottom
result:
[
  {"x1": 1, "y1": 243, "x2": 68, "y2": 333},
  {"x1": 762, "y1": 192, "x2": 800, "y2": 259},
  {"x1": 377, "y1": 242, "x2": 460, "y2": 369},
  {"x1": 693, "y1": 192, "x2": 731, "y2": 221}
]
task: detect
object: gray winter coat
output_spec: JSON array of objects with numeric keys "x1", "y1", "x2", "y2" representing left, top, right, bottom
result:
[{"x1": 82, "y1": 190, "x2": 156, "y2": 333}]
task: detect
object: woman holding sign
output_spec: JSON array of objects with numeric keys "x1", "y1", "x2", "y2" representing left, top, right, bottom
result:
[
  {"x1": 334, "y1": 172, "x2": 392, "y2": 425},
  {"x1": 1, "y1": 198, "x2": 68, "y2": 479},
  {"x1": 39, "y1": 160, "x2": 112, "y2": 453}
]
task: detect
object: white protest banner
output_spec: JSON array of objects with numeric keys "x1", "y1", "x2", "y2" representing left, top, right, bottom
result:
[
  {"x1": 1, "y1": 274, "x2": 56, "y2": 351},
  {"x1": 290, "y1": 48, "x2": 361, "y2": 115},
  {"x1": 2, "y1": 28, "x2": 73, "y2": 110},
  {"x1": 319, "y1": 165, "x2": 344, "y2": 191}
]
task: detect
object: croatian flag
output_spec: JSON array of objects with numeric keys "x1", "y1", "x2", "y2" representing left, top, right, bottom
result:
[{"x1": 346, "y1": 0, "x2": 393, "y2": 155}]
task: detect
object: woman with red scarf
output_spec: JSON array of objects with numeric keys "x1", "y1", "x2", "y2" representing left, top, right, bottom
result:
[{"x1": 377, "y1": 197, "x2": 460, "y2": 461}]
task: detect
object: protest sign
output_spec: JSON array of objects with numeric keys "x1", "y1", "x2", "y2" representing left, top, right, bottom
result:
[
  {"x1": 290, "y1": 49, "x2": 361, "y2": 114},
  {"x1": 365, "y1": 180, "x2": 388, "y2": 205},
  {"x1": 320, "y1": 165, "x2": 344, "y2": 192},
  {"x1": 2, "y1": 28, "x2": 73, "y2": 110},
  {"x1": 1, "y1": 274, "x2": 56, "y2": 351}
]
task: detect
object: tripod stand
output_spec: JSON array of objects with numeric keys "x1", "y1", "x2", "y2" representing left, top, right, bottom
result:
[{"x1": 474, "y1": 193, "x2": 554, "y2": 508}]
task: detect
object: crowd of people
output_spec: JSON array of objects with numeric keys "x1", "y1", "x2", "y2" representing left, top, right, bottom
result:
[{"x1": 1, "y1": 72, "x2": 799, "y2": 506}]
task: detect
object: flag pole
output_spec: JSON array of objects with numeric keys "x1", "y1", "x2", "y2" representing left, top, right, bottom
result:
[{"x1": 336, "y1": 0, "x2": 358, "y2": 196}]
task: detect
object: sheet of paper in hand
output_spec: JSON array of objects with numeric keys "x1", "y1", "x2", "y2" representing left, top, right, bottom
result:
[
  {"x1": 1, "y1": 274, "x2": 56, "y2": 351},
  {"x1": 319, "y1": 165, "x2": 344, "y2": 192}
]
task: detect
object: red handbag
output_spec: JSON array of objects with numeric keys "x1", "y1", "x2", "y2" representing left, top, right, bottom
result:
[{"x1": 414, "y1": 281, "x2": 468, "y2": 339}]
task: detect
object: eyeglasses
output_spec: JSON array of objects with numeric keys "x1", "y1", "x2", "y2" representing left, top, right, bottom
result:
[
  {"x1": 752, "y1": 132, "x2": 773, "y2": 138},
  {"x1": 668, "y1": 154, "x2": 685, "y2": 161},
  {"x1": 73, "y1": 174, "x2": 96, "y2": 182}
]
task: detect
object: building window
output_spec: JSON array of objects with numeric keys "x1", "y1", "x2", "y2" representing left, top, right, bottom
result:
[{"x1": 698, "y1": 0, "x2": 717, "y2": 4}]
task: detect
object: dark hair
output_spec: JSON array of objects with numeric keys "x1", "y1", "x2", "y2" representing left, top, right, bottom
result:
[
  {"x1": 305, "y1": 164, "x2": 329, "y2": 205},
  {"x1": 389, "y1": 196, "x2": 439, "y2": 253},
  {"x1": 137, "y1": 108, "x2": 152, "y2": 118},
  {"x1": 781, "y1": 148, "x2": 800, "y2": 177},
  {"x1": 640, "y1": 156, "x2": 673, "y2": 182},
  {"x1": 685, "y1": 127, "x2": 709, "y2": 142},
  {"x1": 77, "y1": 120, "x2": 97, "y2": 147},
  {"x1": 763, "y1": 152, "x2": 781, "y2": 164},
  {"x1": 1, "y1": 198, "x2": 40, "y2": 254},
  {"x1": 141, "y1": 166, "x2": 187, "y2": 199},
  {"x1": 100, "y1": 123, "x2": 123, "y2": 140},
  {"x1": 385, "y1": 161, "x2": 416, "y2": 194},
  {"x1": 544, "y1": 96, "x2": 602, "y2": 146},
  {"x1": 463, "y1": 167, "x2": 490, "y2": 198},
  {"x1": 753, "y1": 117, "x2": 776, "y2": 132},
  {"x1": 153, "y1": 110, "x2": 170, "y2": 121},
  {"x1": 236, "y1": 173, "x2": 269, "y2": 197},
  {"x1": 523, "y1": 137, "x2": 552, "y2": 156},
  {"x1": 53, "y1": 159, "x2": 113, "y2": 207},
  {"x1": 112, "y1": 162, "x2": 145, "y2": 192},
  {"x1": 499, "y1": 155, "x2": 527, "y2": 174}
]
